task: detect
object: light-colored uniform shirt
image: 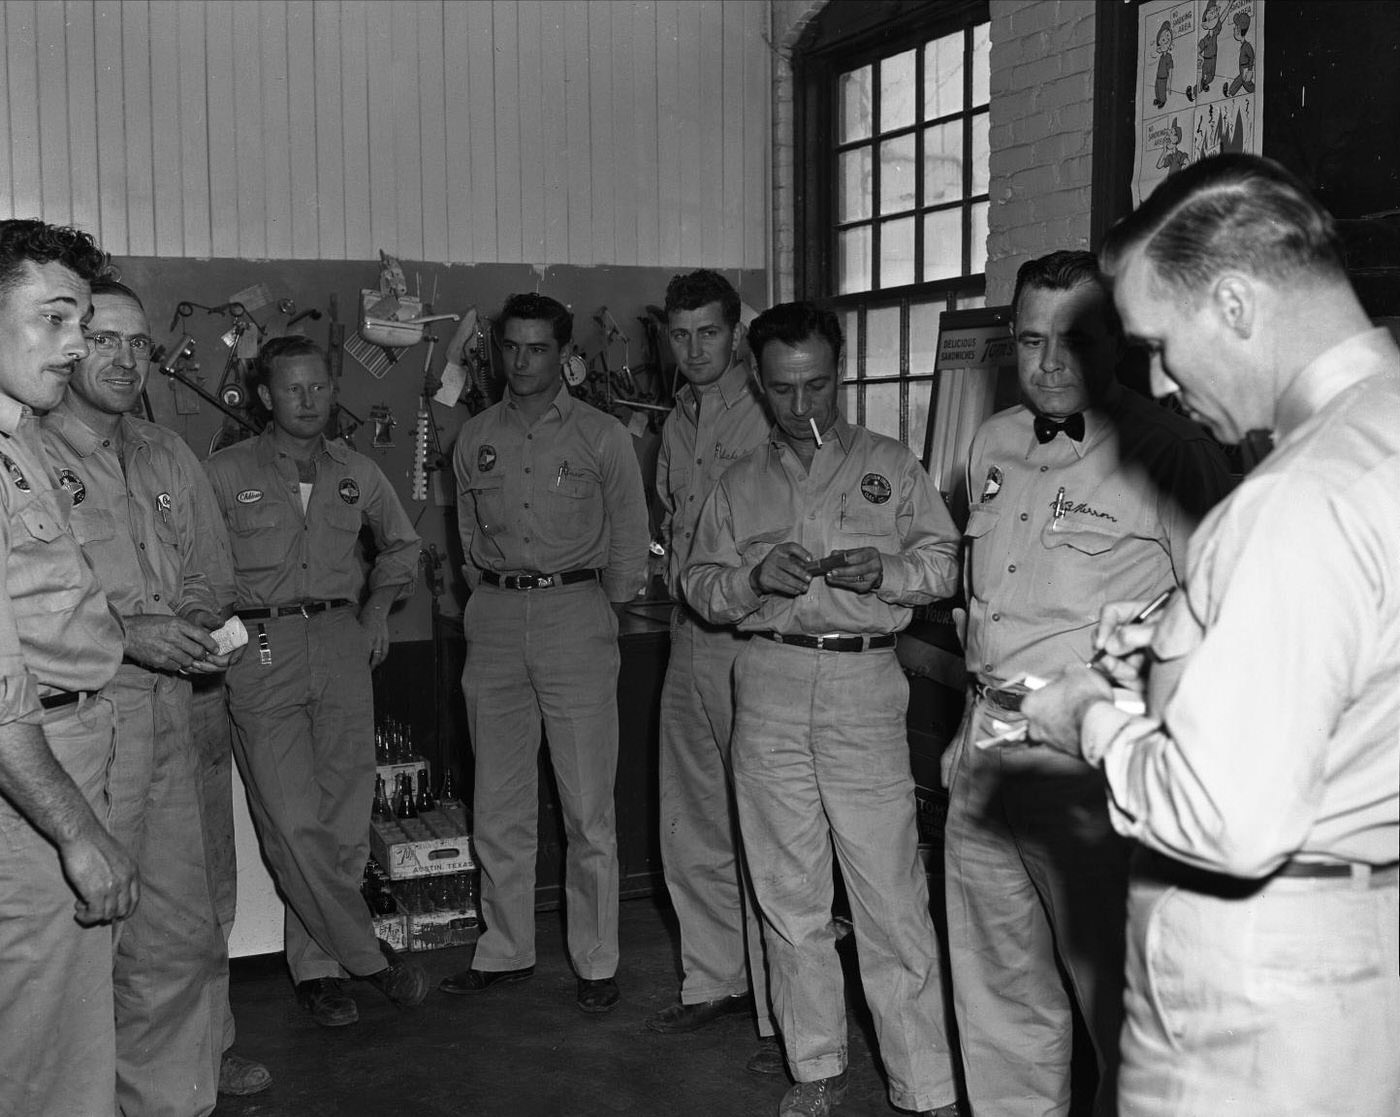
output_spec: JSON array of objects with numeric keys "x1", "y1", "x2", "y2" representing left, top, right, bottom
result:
[
  {"x1": 42, "y1": 405, "x2": 230, "y2": 621},
  {"x1": 964, "y1": 385, "x2": 1231, "y2": 682},
  {"x1": 1082, "y1": 329, "x2": 1400, "y2": 875},
  {"x1": 204, "y1": 430, "x2": 420, "y2": 608},
  {"x1": 682, "y1": 417, "x2": 960, "y2": 635},
  {"x1": 453, "y1": 383, "x2": 650, "y2": 602},
  {"x1": 0, "y1": 393, "x2": 122, "y2": 723},
  {"x1": 656, "y1": 360, "x2": 770, "y2": 600}
]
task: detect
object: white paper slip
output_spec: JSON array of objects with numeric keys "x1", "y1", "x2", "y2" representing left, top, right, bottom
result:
[{"x1": 211, "y1": 616, "x2": 249, "y2": 657}]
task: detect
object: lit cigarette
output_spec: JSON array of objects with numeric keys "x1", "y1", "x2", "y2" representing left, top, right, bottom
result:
[{"x1": 808, "y1": 417, "x2": 823, "y2": 447}]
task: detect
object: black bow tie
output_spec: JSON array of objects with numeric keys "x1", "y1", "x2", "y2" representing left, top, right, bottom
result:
[{"x1": 1034, "y1": 413, "x2": 1085, "y2": 443}]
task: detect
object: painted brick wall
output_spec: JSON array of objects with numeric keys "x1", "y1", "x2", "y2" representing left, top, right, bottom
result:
[{"x1": 986, "y1": 0, "x2": 1098, "y2": 305}]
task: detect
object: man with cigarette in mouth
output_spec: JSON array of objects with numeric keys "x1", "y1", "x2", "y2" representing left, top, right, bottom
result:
[{"x1": 683, "y1": 301, "x2": 962, "y2": 1117}]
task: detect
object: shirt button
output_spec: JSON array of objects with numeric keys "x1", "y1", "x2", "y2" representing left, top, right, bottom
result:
[
  {"x1": 1040, "y1": 465, "x2": 1049, "y2": 472},
  {"x1": 524, "y1": 467, "x2": 531, "y2": 474},
  {"x1": 696, "y1": 458, "x2": 703, "y2": 465},
  {"x1": 138, "y1": 542, "x2": 146, "y2": 550},
  {"x1": 153, "y1": 593, "x2": 160, "y2": 601},
  {"x1": 1019, "y1": 513, "x2": 1028, "y2": 522},
  {"x1": 523, "y1": 502, "x2": 530, "y2": 509},
  {"x1": 992, "y1": 613, "x2": 1001, "y2": 621},
  {"x1": 984, "y1": 663, "x2": 993, "y2": 674},
  {"x1": 301, "y1": 562, "x2": 307, "y2": 569},
  {"x1": 688, "y1": 496, "x2": 695, "y2": 502},
  {"x1": 102, "y1": 440, "x2": 110, "y2": 448},
  {"x1": 1008, "y1": 564, "x2": 1016, "y2": 572},
  {"x1": 523, "y1": 536, "x2": 531, "y2": 543},
  {"x1": 526, "y1": 434, "x2": 533, "y2": 440}
]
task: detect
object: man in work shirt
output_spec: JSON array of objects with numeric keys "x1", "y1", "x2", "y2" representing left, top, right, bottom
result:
[
  {"x1": 1025, "y1": 153, "x2": 1400, "y2": 1117},
  {"x1": 683, "y1": 302, "x2": 961, "y2": 1117},
  {"x1": 942, "y1": 251, "x2": 1230, "y2": 1117},
  {"x1": 43, "y1": 277, "x2": 271, "y2": 1111},
  {"x1": 205, "y1": 335, "x2": 426, "y2": 1027},
  {"x1": 648, "y1": 270, "x2": 776, "y2": 1057},
  {"x1": 0, "y1": 218, "x2": 133, "y2": 1116},
  {"x1": 443, "y1": 293, "x2": 648, "y2": 1015}
]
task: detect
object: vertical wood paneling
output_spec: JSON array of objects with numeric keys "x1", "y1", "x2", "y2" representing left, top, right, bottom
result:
[
  {"x1": 286, "y1": 0, "x2": 318, "y2": 259},
  {"x1": 415, "y1": 2, "x2": 448, "y2": 268},
  {"x1": 35, "y1": 0, "x2": 71, "y2": 225},
  {"x1": 516, "y1": 0, "x2": 545, "y2": 263},
  {"x1": 443, "y1": 0, "x2": 474, "y2": 263},
  {"x1": 1, "y1": 0, "x2": 768, "y2": 270},
  {"x1": 491, "y1": 0, "x2": 522, "y2": 264},
  {"x1": 203, "y1": 0, "x2": 236, "y2": 257},
  {"x1": 338, "y1": 0, "x2": 371, "y2": 259},
  {"x1": 175, "y1": 0, "x2": 209, "y2": 256},
  {"x1": 539, "y1": 0, "x2": 566, "y2": 264},
  {"x1": 121, "y1": 1, "x2": 155, "y2": 255},
  {"x1": 563, "y1": 2, "x2": 592, "y2": 264},
  {"x1": 587, "y1": 4, "x2": 614, "y2": 265},
  {"x1": 63, "y1": 1, "x2": 100, "y2": 236}
]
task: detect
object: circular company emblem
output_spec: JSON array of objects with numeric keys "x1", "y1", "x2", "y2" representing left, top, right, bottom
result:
[
  {"x1": 859, "y1": 472, "x2": 892, "y2": 504},
  {"x1": 58, "y1": 467, "x2": 86, "y2": 506},
  {"x1": 477, "y1": 445, "x2": 497, "y2": 473},
  {"x1": 338, "y1": 478, "x2": 361, "y2": 505}
]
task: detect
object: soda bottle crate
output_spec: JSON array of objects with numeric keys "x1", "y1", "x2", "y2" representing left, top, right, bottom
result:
[
  {"x1": 377, "y1": 755, "x2": 431, "y2": 790},
  {"x1": 370, "y1": 802, "x2": 474, "y2": 880},
  {"x1": 391, "y1": 872, "x2": 479, "y2": 952},
  {"x1": 372, "y1": 911, "x2": 408, "y2": 953}
]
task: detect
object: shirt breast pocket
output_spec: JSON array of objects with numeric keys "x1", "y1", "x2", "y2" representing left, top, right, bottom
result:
[
  {"x1": 227, "y1": 502, "x2": 286, "y2": 574},
  {"x1": 1041, "y1": 515, "x2": 1123, "y2": 556},
  {"x1": 545, "y1": 472, "x2": 599, "y2": 532},
  {"x1": 837, "y1": 506, "x2": 897, "y2": 550},
  {"x1": 325, "y1": 500, "x2": 362, "y2": 537},
  {"x1": 68, "y1": 505, "x2": 119, "y2": 547},
  {"x1": 469, "y1": 479, "x2": 509, "y2": 537}
]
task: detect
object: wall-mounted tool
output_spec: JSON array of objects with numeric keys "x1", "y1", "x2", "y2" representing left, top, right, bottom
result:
[{"x1": 359, "y1": 252, "x2": 459, "y2": 348}]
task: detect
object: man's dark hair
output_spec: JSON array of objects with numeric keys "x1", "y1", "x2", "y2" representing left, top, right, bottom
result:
[
  {"x1": 0, "y1": 219, "x2": 108, "y2": 300},
  {"x1": 747, "y1": 301, "x2": 843, "y2": 378},
  {"x1": 1011, "y1": 250, "x2": 1115, "y2": 327},
  {"x1": 1100, "y1": 154, "x2": 1343, "y2": 299},
  {"x1": 89, "y1": 276, "x2": 144, "y2": 311},
  {"x1": 664, "y1": 269, "x2": 741, "y2": 328},
  {"x1": 499, "y1": 292, "x2": 573, "y2": 346}
]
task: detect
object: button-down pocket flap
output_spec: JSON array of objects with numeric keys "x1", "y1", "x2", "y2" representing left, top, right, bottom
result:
[
  {"x1": 229, "y1": 502, "x2": 281, "y2": 535},
  {"x1": 1042, "y1": 516, "x2": 1121, "y2": 555},
  {"x1": 554, "y1": 474, "x2": 598, "y2": 500},
  {"x1": 965, "y1": 505, "x2": 999, "y2": 539},
  {"x1": 17, "y1": 499, "x2": 64, "y2": 542},
  {"x1": 70, "y1": 506, "x2": 119, "y2": 545},
  {"x1": 841, "y1": 508, "x2": 895, "y2": 537},
  {"x1": 325, "y1": 501, "x2": 361, "y2": 533}
]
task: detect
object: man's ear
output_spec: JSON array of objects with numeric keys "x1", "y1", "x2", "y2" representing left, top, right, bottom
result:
[
  {"x1": 257, "y1": 383, "x2": 273, "y2": 413},
  {"x1": 1212, "y1": 274, "x2": 1255, "y2": 339}
]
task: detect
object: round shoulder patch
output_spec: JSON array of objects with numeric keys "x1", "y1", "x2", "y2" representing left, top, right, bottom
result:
[
  {"x1": 235, "y1": 489, "x2": 263, "y2": 504},
  {"x1": 860, "y1": 472, "x2": 892, "y2": 504},
  {"x1": 338, "y1": 478, "x2": 361, "y2": 505},
  {"x1": 477, "y1": 445, "x2": 497, "y2": 473},
  {"x1": 58, "y1": 467, "x2": 86, "y2": 506}
]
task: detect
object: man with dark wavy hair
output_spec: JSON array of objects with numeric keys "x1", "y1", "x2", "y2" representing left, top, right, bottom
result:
[
  {"x1": 0, "y1": 219, "x2": 133, "y2": 1115},
  {"x1": 1025, "y1": 153, "x2": 1400, "y2": 1115}
]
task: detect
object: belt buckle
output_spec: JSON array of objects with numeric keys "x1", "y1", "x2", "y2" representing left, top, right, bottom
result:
[
  {"x1": 812, "y1": 635, "x2": 832, "y2": 650},
  {"x1": 534, "y1": 574, "x2": 555, "y2": 589},
  {"x1": 299, "y1": 602, "x2": 312, "y2": 618}
]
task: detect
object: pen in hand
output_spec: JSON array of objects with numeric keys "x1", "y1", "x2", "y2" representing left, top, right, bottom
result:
[{"x1": 1086, "y1": 588, "x2": 1174, "y2": 677}]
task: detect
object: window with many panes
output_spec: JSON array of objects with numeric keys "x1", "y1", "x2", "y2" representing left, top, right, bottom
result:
[{"x1": 795, "y1": 0, "x2": 990, "y2": 454}]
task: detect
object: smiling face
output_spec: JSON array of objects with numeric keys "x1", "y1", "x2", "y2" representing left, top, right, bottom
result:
[
  {"x1": 258, "y1": 351, "x2": 334, "y2": 442},
  {"x1": 667, "y1": 301, "x2": 737, "y2": 389},
  {"x1": 0, "y1": 259, "x2": 92, "y2": 411},
  {"x1": 1014, "y1": 280, "x2": 1120, "y2": 418},
  {"x1": 68, "y1": 291, "x2": 152, "y2": 418},
  {"x1": 1112, "y1": 247, "x2": 1263, "y2": 444}
]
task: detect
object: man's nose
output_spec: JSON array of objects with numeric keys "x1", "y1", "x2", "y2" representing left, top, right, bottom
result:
[
  {"x1": 1040, "y1": 338, "x2": 1066, "y2": 373},
  {"x1": 687, "y1": 335, "x2": 703, "y2": 360},
  {"x1": 62, "y1": 324, "x2": 87, "y2": 363},
  {"x1": 1149, "y1": 359, "x2": 1180, "y2": 400}
]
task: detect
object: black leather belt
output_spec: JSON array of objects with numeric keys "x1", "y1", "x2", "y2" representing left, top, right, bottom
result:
[
  {"x1": 760, "y1": 632, "x2": 896, "y2": 652},
  {"x1": 481, "y1": 569, "x2": 601, "y2": 591},
  {"x1": 1276, "y1": 859, "x2": 1399, "y2": 883},
  {"x1": 1138, "y1": 849, "x2": 1399, "y2": 895},
  {"x1": 39, "y1": 690, "x2": 83, "y2": 711},
  {"x1": 237, "y1": 600, "x2": 354, "y2": 620}
]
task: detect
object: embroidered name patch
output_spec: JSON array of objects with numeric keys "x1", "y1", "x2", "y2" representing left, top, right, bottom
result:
[
  {"x1": 58, "y1": 467, "x2": 86, "y2": 506},
  {"x1": 478, "y1": 445, "x2": 497, "y2": 472},
  {"x1": 860, "y1": 472, "x2": 892, "y2": 504},
  {"x1": 235, "y1": 489, "x2": 263, "y2": 504},
  {"x1": 339, "y1": 478, "x2": 361, "y2": 505}
]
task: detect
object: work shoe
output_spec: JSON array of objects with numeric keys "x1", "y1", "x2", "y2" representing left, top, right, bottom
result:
[
  {"x1": 295, "y1": 978, "x2": 358, "y2": 1027},
  {"x1": 576, "y1": 976, "x2": 620, "y2": 1014},
  {"x1": 746, "y1": 1035, "x2": 786, "y2": 1076},
  {"x1": 439, "y1": 965, "x2": 535, "y2": 995},
  {"x1": 778, "y1": 1070, "x2": 848, "y2": 1117},
  {"x1": 646, "y1": 992, "x2": 753, "y2": 1033},
  {"x1": 217, "y1": 1051, "x2": 272, "y2": 1096},
  {"x1": 365, "y1": 938, "x2": 428, "y2": 1006}
]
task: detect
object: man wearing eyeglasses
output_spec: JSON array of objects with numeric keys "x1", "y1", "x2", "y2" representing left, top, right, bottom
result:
[
  {"x1": 42, "y1": 277, "x2": 271, "y2": 1112},
  {"x1": 0, "y1": 220, "x2": 132, "y2": 1117}
]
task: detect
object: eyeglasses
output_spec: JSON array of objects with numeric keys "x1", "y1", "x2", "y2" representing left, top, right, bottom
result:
[{"x1": 85, "y1": 331, "x2": 154, "y2": 357}]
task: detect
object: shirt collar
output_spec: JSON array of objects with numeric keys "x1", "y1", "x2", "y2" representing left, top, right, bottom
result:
[
  {"x1": 0, "y1": 391, "x2": 29, "y2": 437},
  {"x1": 505, "y1": 380, "x2": 573, "y2": 423},
  {"x1": 254, "y1": 427, "x2": 349, "y2": 465},
  {"x1": 1275, "y1": 328, "x2": 1399, "y2": 440},
  {"x1": 680, "y1": 360, "x2": 760, "y2": 416},
  {"x1": 768, "y1": 413, "x2": 857, "y2": 456},
  {"x1": 1021, "y1": 382, "x2": 1124, "y2": 460}
]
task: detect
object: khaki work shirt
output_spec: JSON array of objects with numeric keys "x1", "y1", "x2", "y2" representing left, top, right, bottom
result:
[
  {"x1": 43, "y1": 405, "x2": 231, "y2": 621},
  {"x1": 683, "y1": 417, "x2": 960, "y2": 635},
  {"x1": 453, "y1": 384, "x2": 649, "y2": 602},
  {"x1": 0, "y1": 393, "x2": 122, "y2": 725},
  {"x1": 203, "y1": 430, "x2": 420, "y2": 608},
  {"x1": 657, "y1": 360, "x2": 770, "y2": 601}
]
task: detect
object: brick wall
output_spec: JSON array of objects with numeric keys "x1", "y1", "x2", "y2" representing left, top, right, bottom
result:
[{"x1": 767, "y1": 1, "x2": 1099, "y2": 308}]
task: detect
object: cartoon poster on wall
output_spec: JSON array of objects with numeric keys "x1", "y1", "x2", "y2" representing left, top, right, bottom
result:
[{"x1": 1133, "y1": 0, "x2": 1264, "y2": 206}]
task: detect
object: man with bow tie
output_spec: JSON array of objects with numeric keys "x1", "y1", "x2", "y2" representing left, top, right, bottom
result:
[{"x1": 941, "y1": 250, "x2": 1231, "y2": 1117}]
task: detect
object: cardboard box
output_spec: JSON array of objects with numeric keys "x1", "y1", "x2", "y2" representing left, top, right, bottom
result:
[
  {"x1": 371, "y1": 911, "x2": 408, "y2": 953},
  {"x1": 371, "y1": 804, "x2": 474, "y2": 880}
]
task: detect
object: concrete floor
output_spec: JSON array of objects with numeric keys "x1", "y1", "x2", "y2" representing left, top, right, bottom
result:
[{"x1": 215, "y1": 895, "x2": 928, "y2": 1117}]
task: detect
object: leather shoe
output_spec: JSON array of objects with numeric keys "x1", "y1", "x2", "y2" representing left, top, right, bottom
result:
[
  {"x1": 745, "y1": 1035, "x2": 786, "y2": 1076},
  {"x1": 576, "y1": 976, "x2": 619, "y2": 1014},
  {"x1": 439, "y1": 965, "x2": 535, "y2": 994},
  {"x1": 779, "y1": 1070, "x2": 848, "y2": 1117},
  {"x1": 646, "y1": 992, "x2": 753, "y2": 1033},
  {"x1": 217, "y1": 1051, "x2": 272, "y2": 1096},
  {"x1": 295, "y1": 978, "x2": 358, "y2": 1027},
  {"x1": 365, "y1": 938, "x2": 428, "y2": 1006}
]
